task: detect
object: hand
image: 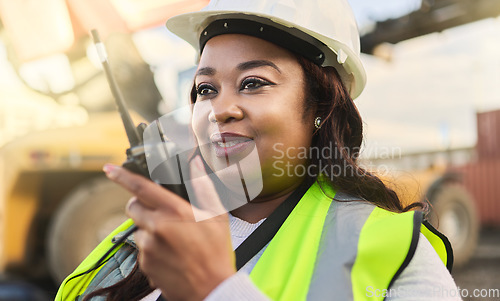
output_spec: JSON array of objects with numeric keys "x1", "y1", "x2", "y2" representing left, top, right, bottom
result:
[{"x1": 103, "y1": 156, "x2": 236, "y2": 301}]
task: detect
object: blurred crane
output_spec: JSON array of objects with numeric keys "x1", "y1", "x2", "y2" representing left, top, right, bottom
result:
[{"x1": 361, "y1": 0, "x2": 500, "y2": 53}]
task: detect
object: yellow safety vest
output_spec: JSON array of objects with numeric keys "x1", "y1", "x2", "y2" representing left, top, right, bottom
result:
[
  {"x1": 55, "y1": 178, "x2": 452, "y2": 300},
  {"x1": 249, "y1": 177, "x2": 452, "y2": 301}
]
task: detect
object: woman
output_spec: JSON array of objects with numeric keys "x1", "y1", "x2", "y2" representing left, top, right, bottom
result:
[{"x1": 56, "y1": 0, "x2": 461, "y2": 300}]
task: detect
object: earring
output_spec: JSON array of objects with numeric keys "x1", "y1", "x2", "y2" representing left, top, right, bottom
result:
[{"x1": 314, "y1": 117, "x2": 322, "y2": 129}]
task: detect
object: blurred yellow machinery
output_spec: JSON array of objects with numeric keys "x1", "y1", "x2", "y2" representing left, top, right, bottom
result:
[
  {"x1": 0, "y1": 113, "x2": 134, "y2": 282},
  {"x1": 0, "y1": 0, "x2": 208, "y2": 288}
]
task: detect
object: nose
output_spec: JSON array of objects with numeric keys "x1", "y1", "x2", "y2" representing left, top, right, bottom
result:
[{"x1": 209, "y1": 91, "x2": 244, "y2": 124}]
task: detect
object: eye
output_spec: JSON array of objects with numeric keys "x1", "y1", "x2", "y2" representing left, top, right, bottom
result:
[
  {"x1": 240, "y1": 77, "x2": 274, "y2": 91},
  {"x1": 196, "y1": 83, "x2": 217, "y2": 99}
]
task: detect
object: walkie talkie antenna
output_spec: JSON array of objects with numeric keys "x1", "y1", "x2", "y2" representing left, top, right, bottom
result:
[{"x1": 90, "y1": 29, "x2": 142, "y2": 147}]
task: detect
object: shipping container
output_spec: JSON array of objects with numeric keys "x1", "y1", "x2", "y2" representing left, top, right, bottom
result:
[
  {"x1": 477, "y1": 109, "x2": 500, "y2": 160},
  {"x1": 453, "y1": 160, "x2": 500, "y2": 226}
]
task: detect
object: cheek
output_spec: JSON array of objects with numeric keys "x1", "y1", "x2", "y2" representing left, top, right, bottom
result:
[
  {"x1": 191, "y1": 103, "x2": 218, "y2": 171},
  {"x1": 191, "y1": 103, "x2": 211, "y2": 144},
  {"x1": 261, "y1": 97, "x2": 313, "y2": 159},
  {"x1": 258, "y1": 99, "x2": 311, "y2": 139}
]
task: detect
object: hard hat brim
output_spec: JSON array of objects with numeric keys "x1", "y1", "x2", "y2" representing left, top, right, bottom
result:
[{"x1": 166, "y1": 10, "x2": 366, "y2": 99}]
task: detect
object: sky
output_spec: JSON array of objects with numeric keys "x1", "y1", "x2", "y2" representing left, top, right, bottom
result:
[{"x1": 348, "y1": 0, "x2": 422, "y2": 30}]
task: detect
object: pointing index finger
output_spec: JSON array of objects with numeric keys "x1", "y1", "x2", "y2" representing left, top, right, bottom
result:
[{"x1": 103, "y1": 164, "x2": 188, "y2": 215}]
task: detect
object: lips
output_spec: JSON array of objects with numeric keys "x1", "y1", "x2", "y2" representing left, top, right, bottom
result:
[{"x1": 210, "y1": 132, "x2": 253, "y2": 158}]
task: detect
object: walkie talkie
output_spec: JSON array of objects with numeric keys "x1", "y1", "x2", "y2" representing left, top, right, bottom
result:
[
  {"x1": 90, "y1": 29, "x2": 188, "y2": 199},
  {"x1": 61, "y1": 31, "x2": 191, "y2": 297}
]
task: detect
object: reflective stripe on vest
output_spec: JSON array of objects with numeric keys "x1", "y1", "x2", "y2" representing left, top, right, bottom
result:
[{"x1": 249, "y1": 178, "x2": 452, "y2": 301}]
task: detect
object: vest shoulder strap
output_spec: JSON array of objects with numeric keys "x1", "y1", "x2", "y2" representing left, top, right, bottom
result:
[
  {"x1": 250, "y1": 179, "x2": 334, "y2": 301},
  {"x1": 421, "y1": 220, "x2": 454, "y2": 272}
]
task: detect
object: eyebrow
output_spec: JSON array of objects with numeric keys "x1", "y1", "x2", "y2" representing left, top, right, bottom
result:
[
  {"x1": 237, "y1": 60, "x2": 281, "y2": 73},
  {"x1": 195, "y1": 60, "x2": 282, "y2": 78},
  {"x1": 196, "y1": 67, "x2": 216, "y2": 77}
]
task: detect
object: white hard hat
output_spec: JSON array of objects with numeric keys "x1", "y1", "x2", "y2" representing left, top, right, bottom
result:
[{"x1": 166, "y1": 0, "x2": 367, "y2": 99}]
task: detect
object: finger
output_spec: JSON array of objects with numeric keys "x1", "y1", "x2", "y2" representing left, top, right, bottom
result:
[
  {"x1": 188, "y1": 156, "x2": 227, "y2": 221},
  {"x1": 126, "y1": 197, "x2": 157, "y2": 231},
  {"x1": 103, "y1": 164, "x2": 188, "y2": 215}
]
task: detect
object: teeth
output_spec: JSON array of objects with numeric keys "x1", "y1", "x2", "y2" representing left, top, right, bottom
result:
[{"x1": 217, "y1": 141, "x2": 239, "y2": 148}]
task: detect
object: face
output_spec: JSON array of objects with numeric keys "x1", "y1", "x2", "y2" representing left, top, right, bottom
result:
[{"x1": 192, "y1": 34, "x2": 315, "y2": 200}]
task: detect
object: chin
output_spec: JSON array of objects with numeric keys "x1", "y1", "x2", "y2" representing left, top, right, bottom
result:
[{"x1": 202, "y1": 146, "x2": 264, "y2": 203}]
